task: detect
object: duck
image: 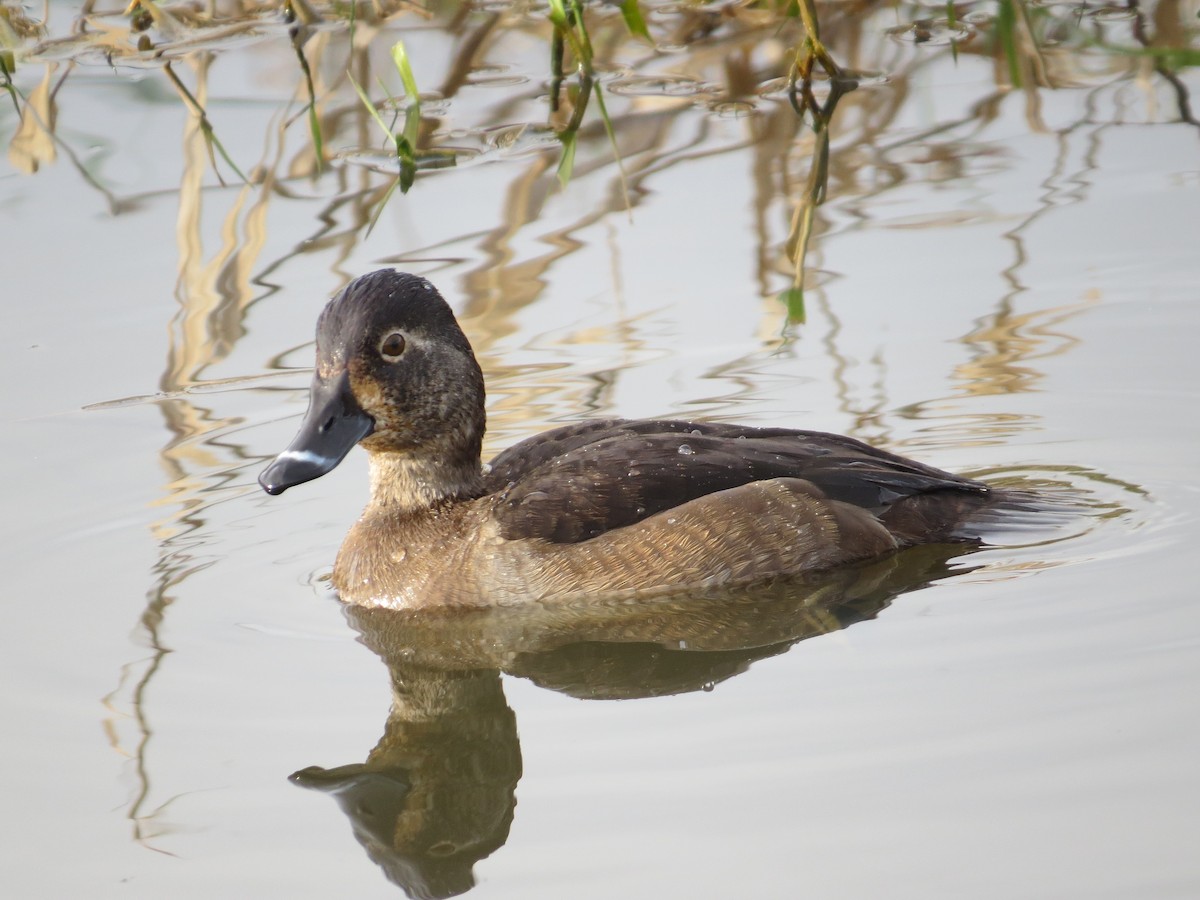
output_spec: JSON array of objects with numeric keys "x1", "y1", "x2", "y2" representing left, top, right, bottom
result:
[{"x1": 259, "y1": 269, "x2": 1026, "y2": 609}]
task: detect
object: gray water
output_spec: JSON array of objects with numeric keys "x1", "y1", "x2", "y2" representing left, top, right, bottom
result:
[{"x1": 2, "y1": 1, "x2": 1199, "y2": 896}]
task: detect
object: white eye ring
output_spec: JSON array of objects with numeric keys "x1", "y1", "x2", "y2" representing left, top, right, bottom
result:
[{"x1": 379, "y1": 331, "x2": 407, "y2": 361}]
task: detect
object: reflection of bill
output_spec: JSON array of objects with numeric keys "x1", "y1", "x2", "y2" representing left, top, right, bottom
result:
[
  {"x1": 290, "y1": 543, "x2": 972, "y2": 898},
  {"x1": 292, "y1": 665, "x2": 519, "y2": 900}
]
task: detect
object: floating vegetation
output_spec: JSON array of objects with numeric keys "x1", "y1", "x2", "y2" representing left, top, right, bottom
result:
[
  {"x1": 162, "y1": 59, "x2": 248, "y2": 185},
  {"x1": 350, "y1": 38, "x2": 460, "y2": 229},
  {"x1": 546, "y1": 0, "x2": 631, "y2": 192},
  {"x1": 2, "y1": 0, "x2": 1196, "y2": 320}
]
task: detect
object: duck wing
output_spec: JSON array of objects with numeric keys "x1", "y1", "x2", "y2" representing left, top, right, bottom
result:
[
  {"x1": 485, "y1": 419, "x2": 988, "y2": 544},
  {"x1": 484, "y1": 418, "x2": 634, "y2": 487}
]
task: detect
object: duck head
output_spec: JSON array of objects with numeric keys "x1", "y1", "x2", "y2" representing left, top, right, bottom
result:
[{"x1": 259, "y1": 270, "x2": 485, "y2": 498}]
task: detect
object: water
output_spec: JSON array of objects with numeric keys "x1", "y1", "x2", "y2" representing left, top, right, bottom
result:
[{"x1": 2, "y1": 0, "x2": 1199, "y2": 896}]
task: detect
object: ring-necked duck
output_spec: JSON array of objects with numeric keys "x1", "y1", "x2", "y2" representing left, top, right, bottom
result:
[{"x1": 260, "y1": 269, "x2": 1025, "y2": 608}]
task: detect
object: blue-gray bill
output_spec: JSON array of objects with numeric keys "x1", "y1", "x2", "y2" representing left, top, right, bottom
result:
[{"x1": 259, "y1": 369, "x2": 375, "y2": 495}]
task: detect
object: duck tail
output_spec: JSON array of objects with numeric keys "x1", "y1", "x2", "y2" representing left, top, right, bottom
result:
[{"x1": 880, "y1": 487, "x2": 1048, "y2": 547}]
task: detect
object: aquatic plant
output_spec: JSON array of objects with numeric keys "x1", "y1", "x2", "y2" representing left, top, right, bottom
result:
[{"x1": 2, "y1": 0, "x2": 1196, "y2": 314}]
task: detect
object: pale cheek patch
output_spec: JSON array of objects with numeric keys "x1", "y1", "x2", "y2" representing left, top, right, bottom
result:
[
  {"x1": 279, "y1": 449, "x2": 334, "y2": 467},
  {"x1": 349, "y1": 369, "x2": 389, "y2": 418}
]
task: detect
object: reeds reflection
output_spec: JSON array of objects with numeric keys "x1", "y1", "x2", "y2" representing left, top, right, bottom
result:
[
  {"x1": 292, "y1": 544, "x2": 977, "y2": 898},
  {"x1": 46, "y1": 0, "x2": 1176, "y2": 868},
  {"x1": 8, "y1": 0, "x2": 1193, "y2": 306}
]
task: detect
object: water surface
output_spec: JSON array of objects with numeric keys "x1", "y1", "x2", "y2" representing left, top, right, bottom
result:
[{"x1": 2, "y1": 0, "x2": 1198, "y2": 896}]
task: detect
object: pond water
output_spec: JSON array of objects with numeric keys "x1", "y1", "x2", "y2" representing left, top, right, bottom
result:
[{"x1": 3, "y1": 0, "x2": 1199, "y2": 896}]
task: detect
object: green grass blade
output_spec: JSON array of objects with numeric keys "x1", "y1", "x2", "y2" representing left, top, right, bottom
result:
[
  {"x1": 306, "y1": 102, "x2": 324, "y2": 168},
  {"x1": 403, "y1": 102, "x2": 420, "y2": 148},
  {"x1": 556, "y1": 130, "x2": 577, "y2": 189},
  {"x1": 391, "y1": 41, "x2": 420, "y2": 102},
  {"x1": 349, "y1": 70, "x2": 399, "y2": 150},
  {"x1": 1083, "y1": 39, "x2": 1200, "y2": 67},
  {"x1": 396, "y1": 132, "x2": 420, "y2": 190},
  {"x1": 351, "y1": 67, "x2": 421, "y2": 206},
  {"x1": 592, "y1": 83, "x2": 631, "y2": 211},
  {"x1": 779, "y1": 286, "x2": 806, "y2": 324},
  {"x1": 570, "y1": 0, "x2": 596, "y2": 64},
  {"x1": 372, "y1": 75, "x2": 403, "y2": 134},
  {"x1": 0, "y1": 53, "x2": 19, "y2": 116},
  {"x1": 162, "y1": 61, "x2": 248, "y2": 185},
  {"x1": 399, "y1": 157, "x2": 416, "y2": 193},
  {"x1": 366, "y1": 176, "x2": 400, "y2": 236},
  {"x1": 290, "y1": 30, "x2": 323, "y2": 172},
  {"x1": 206, "y1": 127, "x2": 249, "y2": 185},
  {"x1": 996, "y1": 0, "x2": 1021, "y2": 88},
  {"x1": 548, "y1": 0, "x2": 586, "y2": 64},
  {"x1": 946, "y1": 0, "x2": 960, "y2": 63},
  {"x1": 617, "y1": 0, "x2": 651, "y2": 40}
]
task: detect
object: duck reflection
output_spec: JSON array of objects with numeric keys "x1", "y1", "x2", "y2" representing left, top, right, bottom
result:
[
  {"x1": 291, "y1": 666, "x2": 518, "y2": 899},
  {"x1": 290, "y1": 543, "x2": 974, "y2": 898}
]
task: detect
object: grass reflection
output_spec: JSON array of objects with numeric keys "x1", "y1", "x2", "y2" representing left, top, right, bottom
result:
[
  {"x1": 24, "y1": 0, "x2": 1178, "y2": 863},
  {"x1": 6, "y1": 0, "x2": 1194, "y2": 293}
]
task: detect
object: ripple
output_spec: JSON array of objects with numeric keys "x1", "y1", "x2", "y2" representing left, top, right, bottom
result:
[
  {"x1": 466, "y1": 65, "x2": 529, "y2": 88},
  {"x1": 378, "y1": 92, "x2": 449, "y2": 117},
  {"x1": 338, "y1": 146, "x2": 477, "y2": 174},
  {"x1": 953, "y1": 462, "x2": 1152, "y2": 557},
  {"x1": 154, "y1": 25, "x2": 279, "y2": 59},
  {"x1": 29, "y1": 14, "x2": 286, "y2": 67},
  {"x1": 881, "y1": 210, "x2": 994, "y2": 229},
  {"x1": 1085, "y1": 5, "x2": 1138, "y2": 19},
  {"x1": 419, "y1": 97, "x2": 451, "y2": 117},
  {"x1": 476, "y1": 122, "x2": 561, "y2": 156},
  {"x1": 647, "y1": 2, "x2": 691, "y2": 17},
  {"x1": 755, "y1": 70, "x2": 890, "y2": 98},
  {"x1": 412, "y1": 122, "x2": 562, "y2": 168},
  {"x1": 708, "y1": 99, "x2": 758, "y2": 118},
  {"x1": 887, "y1": 19, "x2": 976, "y2": 46},
  {"x1": 608, "y1": 73, "x2": 717, "y2": 98}
]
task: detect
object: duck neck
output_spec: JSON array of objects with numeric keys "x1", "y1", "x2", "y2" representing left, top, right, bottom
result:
[{"x1": 365, "y1": 450, "x2": 485, "y2": 517}]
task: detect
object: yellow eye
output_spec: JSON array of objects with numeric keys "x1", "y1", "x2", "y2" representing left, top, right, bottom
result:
[{"x1": 379, "y1": 332, "x2": 406, "y2": 361}]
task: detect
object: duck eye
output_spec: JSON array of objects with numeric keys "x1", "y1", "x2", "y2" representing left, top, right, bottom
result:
[{"x1": 379, "y1": 332, "x2": 407, "y2": 361}]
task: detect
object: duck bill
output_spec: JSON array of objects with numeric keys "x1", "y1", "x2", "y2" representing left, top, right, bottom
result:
[{"x1": 259, "y1": 370, "x2": 375, "y2": 495}]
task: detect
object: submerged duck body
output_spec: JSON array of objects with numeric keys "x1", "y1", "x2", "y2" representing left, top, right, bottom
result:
[{"x1": 260, "y1": 270, "x2": 1015, "y2": 609}]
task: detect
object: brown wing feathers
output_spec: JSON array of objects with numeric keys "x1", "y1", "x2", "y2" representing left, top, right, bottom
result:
[{"x1": 486, "y1": 421, "x2": 988, "y2": 545}]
